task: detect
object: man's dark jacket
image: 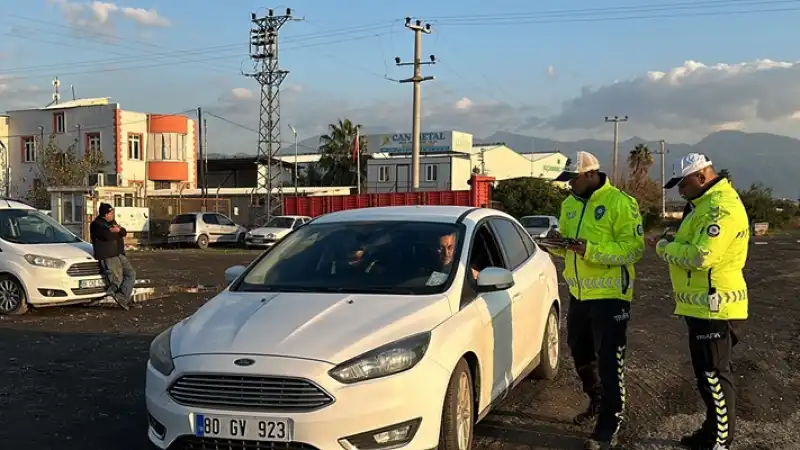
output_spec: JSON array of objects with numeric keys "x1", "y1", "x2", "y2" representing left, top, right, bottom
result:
[{"x1": 89, "y1": 217, "x2": 126, "y2": 260}]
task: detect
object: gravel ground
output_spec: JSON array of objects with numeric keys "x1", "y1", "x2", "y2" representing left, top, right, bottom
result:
[{"x1": 0, "y1": 240, "x2": 797, "y2": 450}]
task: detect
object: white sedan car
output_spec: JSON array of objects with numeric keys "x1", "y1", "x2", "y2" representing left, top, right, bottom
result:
[
  {"x1": 145, "y1": 205, "x2": 562, "y2": 450},
  {"x1": 245, "y1": 215, "x2": 312, "y2": 248}
]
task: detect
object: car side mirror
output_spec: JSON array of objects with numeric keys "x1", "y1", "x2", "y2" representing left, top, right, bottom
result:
[
  {"x1": 476, "y1": 267, "x2": 514, "y2": 292},
  {"x1": 224, "y1": 265, "x2": 247, "y2": 284}
]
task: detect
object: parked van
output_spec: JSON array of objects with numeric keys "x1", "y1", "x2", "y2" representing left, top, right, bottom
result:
[{"x1": 0, "y1": 199, "x2": 107, "y2": 315}]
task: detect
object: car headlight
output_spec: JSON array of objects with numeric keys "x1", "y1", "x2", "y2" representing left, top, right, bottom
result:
[
  {"x1": 328, "y1": 332, "x2": 431, "y2": 384},
  {"x1": 266, "y1": 233, "x2": 276, "y2": 239},
  {"x1": 24, "y1": 254, "x2": 66, "y2": 269},
  {"x1": 245, "y1": 231, "x2": 252, "y2": 237},
  {"x1": 149, "y1": 327, "x2": 175, "y2": 376}
]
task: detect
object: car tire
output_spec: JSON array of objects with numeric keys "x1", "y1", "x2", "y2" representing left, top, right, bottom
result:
[
  {"x1": 196, "y1": 234, "x2": 209, "y2": 250},
  {"x1": 532, "y1": 304, "x2": 560, "y2": 380},
  {"x1": 0, "y1": 275, "x2": 28, "y2": 315},
  {"x1": 438, "y1": 358, "x2": 474, "y2": 450},
  {"x1": 235, "y1": 233, "x2": 246, "y2": 248}
]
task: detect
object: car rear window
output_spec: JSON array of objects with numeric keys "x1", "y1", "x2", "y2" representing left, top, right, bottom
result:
[
  {"x1": 171, "y1": 214, "x2": 196, "y2": 224},
  {"x1": 521, "y1": 217, "x2": 550, "y2": 228}
]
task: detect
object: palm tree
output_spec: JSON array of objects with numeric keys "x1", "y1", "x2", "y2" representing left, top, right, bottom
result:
[
  {"x1": 316, "y1": 118, "x2": 369, "y2": 189},
  {"x1": 627, "y1": 144, "x2": 654, "y2": 186}
]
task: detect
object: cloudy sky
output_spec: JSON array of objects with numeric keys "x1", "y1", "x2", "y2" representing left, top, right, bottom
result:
[{"x1": 3, "y1": 0, "x2": 800, "y2": 154}]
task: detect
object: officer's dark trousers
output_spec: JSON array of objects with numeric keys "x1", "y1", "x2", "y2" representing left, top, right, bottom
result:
[
  {"x1": 685, "y1": 317, "x2": 739, "y2": 447},
  {"x1": 567, "y1": 296, "x2": 630, "y2": 441}
]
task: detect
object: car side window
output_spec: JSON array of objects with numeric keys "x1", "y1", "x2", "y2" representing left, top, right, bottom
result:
[
  {"x1": 292, "y1": 219, "x2": 303, "y2": 229},
  {"x1": 489, "y1": 218, "x2": 529, "y2": 270},
  {"x1": 216, "y1": 214, "x2": 235, "y2": 226},
  {"x1": 513, "y1": 221, "x2": 536, "y2": 257},
  {"x1": 201, "y1": 213, "x2": 218, "y2": 225},
  {"x1": 460, "y1": 222, "x2": 506, "y2": 308}
]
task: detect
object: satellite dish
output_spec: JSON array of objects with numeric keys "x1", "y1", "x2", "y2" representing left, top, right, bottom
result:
[{"x1": 52, "y1": 78, "x2": 61, "y2": 88}]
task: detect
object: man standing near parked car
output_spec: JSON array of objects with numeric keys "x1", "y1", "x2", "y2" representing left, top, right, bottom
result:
[
  {"x1": 547, "y1": 151, "x2": 645, "y2": 450},
  {"x1": 90, "y1": 203, "x2": 136, "y2": 310}
]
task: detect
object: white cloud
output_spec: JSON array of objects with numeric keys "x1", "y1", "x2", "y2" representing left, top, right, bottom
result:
[
  {"x1": 546, "y1": 65, "x2": 557, "y2": 79},
  {"x1": 230, "y1": 88, "x2": 254, "y2": 100},
  {"x1": 48, "y1": 0, "x2": 171, "y2": 38},
  {"x1": 204, "y1": 58, "x2": 800, "y2": 150},
  {"x1": 541, "y1": 58, "x2": 800, "y2": 141}
]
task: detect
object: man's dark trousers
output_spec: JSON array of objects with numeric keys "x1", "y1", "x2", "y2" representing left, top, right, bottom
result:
[
  {"x1": 102, "y1": 255, "x2": 136, "y2": 305},
  {"x1": 685, "y1": 317, "x2": 738, "y2": 447},
  {"x1": 567, "y1": 296, "x2": 631, "y2": 442}
]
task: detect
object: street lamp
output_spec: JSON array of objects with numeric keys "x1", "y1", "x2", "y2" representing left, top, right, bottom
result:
[{"x1": 288, "y1": 124, "x2": 298, "y2": 197}]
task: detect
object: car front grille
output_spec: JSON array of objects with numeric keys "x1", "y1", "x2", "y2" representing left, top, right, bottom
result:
[
  {"x1": 168, "y1": 437, "x2": 319, "y2": 450},
  {"x1": 168, "y1": 375, "x2": 334, "y2": 412},
  {"x1": 71, "y1": 286, "x2": 107, "y2": 296},
  {"x1": 66, "y1": 262, "x2": 103, "y2": 277}
]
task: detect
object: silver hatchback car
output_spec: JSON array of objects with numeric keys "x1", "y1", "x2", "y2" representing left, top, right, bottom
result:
[{"x1": 167, "y1": 212, "x2": 248, "y2": 249}]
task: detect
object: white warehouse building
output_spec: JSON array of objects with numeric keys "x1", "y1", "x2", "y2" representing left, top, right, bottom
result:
[{"x1": 364, "y1": 130, "x2": 567, "y2": 193}]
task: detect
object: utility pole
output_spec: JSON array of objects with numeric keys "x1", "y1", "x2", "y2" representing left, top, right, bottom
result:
[
  {"x1": 396, "y1": 17, "x2": 436, "y2": 191},
  {"x1": 244, "y1": 8, "x2": 299, "y2": 224},
  {"x1": 656, "y1": 139, "x2": 669, "y2": 218},
  {"x1": 197, "y1": 107, "x2": 205, "y2": 199},
  {"x1": 203, "y1": 117, "x2": 209, "y2": 208},
  {"x1": 604, "y1": 115, "x2": 628, "y2": 183}
]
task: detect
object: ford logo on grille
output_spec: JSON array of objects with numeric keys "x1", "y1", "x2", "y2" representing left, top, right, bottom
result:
[{"x1": 234, "y1": 358, "x2": 255, "y2": 367}]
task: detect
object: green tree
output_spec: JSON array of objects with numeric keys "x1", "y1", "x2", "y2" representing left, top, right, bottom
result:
[
  {"x1": 316, "y1": 118, "x2": 370, "y2": 189},
  {"x1": 618, "y1": 143, "x2": 661, "y2": 228},
  {"x1": 737, "y1": 183, "x2": 797, "y2": 228},
  {"x1": 22, "y1": 133, "x2": 106, "y2": 208},
  {"x1": 493, "y1": 177, "x2": 569, "y2": 218},
  {"x1": 564, "y1": 157, "x2": 572, "y2": 170}
]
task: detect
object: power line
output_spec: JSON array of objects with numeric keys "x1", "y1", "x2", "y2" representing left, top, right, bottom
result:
[{"x1": 426, "y1": 0, "x2": 800, "y2": 21}]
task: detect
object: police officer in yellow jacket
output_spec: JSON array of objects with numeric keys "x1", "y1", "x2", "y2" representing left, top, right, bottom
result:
[
  {"x1": 651, "y1": 154, "x2": 749, "y2": 450},
  {"x1": 549, "y1": 151, "x2": 645, "y2": 450}
]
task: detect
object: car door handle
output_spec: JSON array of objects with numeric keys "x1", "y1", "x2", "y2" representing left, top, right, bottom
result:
[{"x1": 512, "y1": 293, "x2": 522, "y2": 301}]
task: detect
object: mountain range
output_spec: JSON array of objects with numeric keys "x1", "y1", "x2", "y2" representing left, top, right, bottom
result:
[{"x1": 210, "y1": 129, "x2": 800, "y2": 199}]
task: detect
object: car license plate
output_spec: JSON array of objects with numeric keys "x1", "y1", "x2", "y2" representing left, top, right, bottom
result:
[
  {"x1": 194, "y1": 414, "x2": 292, "y2": 441},
  {"x1": 251, "y1": 237, "x2": 263, "y2": 243},
  {"x1": 79, "y1": 278, "x2": 105, "y2": 289}
]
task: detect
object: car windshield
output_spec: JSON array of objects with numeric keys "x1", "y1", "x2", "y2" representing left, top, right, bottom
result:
[
  {"x1": 521, "y1": 216, "x2": 551, "y2": 228},
  {"x1": 0, "y1": 209, "x2": 80, "y2": 244},
  {"x1": 236, "y1": 220, "x2": 463, "y2": 295},
  {"x1": 264, "y1": 217, "x2": 295, "y2": 228}
]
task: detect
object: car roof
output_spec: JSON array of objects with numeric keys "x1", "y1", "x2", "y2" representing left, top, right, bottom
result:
[
  {"x1": 0, "y1": 198, "x2": 36, "y2": 210},
  {"x1": 311, "y1": 205, "x2": 516, "y2": 225},
  {"x1": 274, "y1": 215, "x2": 310, "y2": 219},
  {"x1": 521, "y1": 214, "x2": 557, "y2": 219}
]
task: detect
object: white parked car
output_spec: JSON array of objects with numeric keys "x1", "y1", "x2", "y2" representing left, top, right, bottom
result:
[
  {"x1": 0, "y1": 199, "x2": 107, "y2": 315},
  {"x1": 520, "y1": 215, "x2": 559, "y2": 238},
  {"x1": 168, "y1": 212, "x2": 248, "y2": 249},
  {"x1": 145, "y1": 205, "x2": 561, "y2": 450},
  {"x1": 245, "y1": 215, "x2": 312, "y2": 248}
]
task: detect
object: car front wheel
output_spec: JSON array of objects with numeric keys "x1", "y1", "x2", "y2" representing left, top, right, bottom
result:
[
  {"x1": 532, "y1": 304, "x2": 560, "y2": 380},
  {"x1": 0, "y1": 275, "x2": 28, "y2": 315},
  {"x1": 438, "y1": 358, "x2": 474, "y2": 450}
]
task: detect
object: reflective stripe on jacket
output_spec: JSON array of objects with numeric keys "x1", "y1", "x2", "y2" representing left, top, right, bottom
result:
[
  {"x1": 656, "y1": 177, "x2": 749, "y2": 320},
  {"x1": 551, "y1": 177, "x2": 645, "y2": 301}
]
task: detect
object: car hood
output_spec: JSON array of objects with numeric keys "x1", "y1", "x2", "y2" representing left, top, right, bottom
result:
[
  {"x1": 21, "y1": 241, "x2": 95, "y2": 260},
  {"x1": 171, "y1": 291, "x2": 452, "y2": 364},
  {"x1": 250, "y1": 227, "x2": 290, "y2": 236}
]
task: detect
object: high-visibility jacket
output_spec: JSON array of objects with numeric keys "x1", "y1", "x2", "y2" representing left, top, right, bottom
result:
[
  {"x1": 656, "y1": 177, "x2": 749, "y2": 320},
  {"x1": 551, "y1": 177, "x2": 645, "y2": 301}
]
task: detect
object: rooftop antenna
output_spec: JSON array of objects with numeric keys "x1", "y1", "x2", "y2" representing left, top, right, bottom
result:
[{"x1": 70, "y1": 84, "x2": 76, "y2": 101}]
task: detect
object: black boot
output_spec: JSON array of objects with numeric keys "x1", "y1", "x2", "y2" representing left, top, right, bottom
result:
[
  {"x1": 573, "y1": 397, "x2": 601, "y2": 426},
  {"x1": 679, "y1": 429, "x2": 718, "y2": 449}
]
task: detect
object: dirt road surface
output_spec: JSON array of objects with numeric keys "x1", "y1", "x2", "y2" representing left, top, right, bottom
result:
[{"x1": 0, "y1": 240, "x2": 797, "y2": 450}]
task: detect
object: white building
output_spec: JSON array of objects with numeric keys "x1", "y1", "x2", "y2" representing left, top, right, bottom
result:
[
  {"x1": 4, "y1": 98, "x2": 198, "y2": 201},
  {"x1": 364, "y1": 131, "x2": 568, "y2": 193}
]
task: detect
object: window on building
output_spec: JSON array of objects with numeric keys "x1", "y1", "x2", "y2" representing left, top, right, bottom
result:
[
  {"x1": 53, "y1": 112, "x2": 66, "y2": 134},
  {"x1": 128, "y1": 134, "x2": 142, "y2": 160},
  {"x1": 86, "y1": 133, "x2": 101, "y2": 155},
  {"x1": 425, "y1": 164, "x2": 438, "y2": 182},
  {"x1": 60, "y1": 193, "x2": 84, "y2": 224},
  {"x1": 378, "y1": 165, "x2": 390, "y2": 182},
  {"x1": 154, "y1": 181, "x2": 171, "y2": 190},
  {"x1": 22, "y1": 137, "x2": 36, "y2": 163},
  {"x1": 148, "y1": 133, "x2": 187, "y2": 161}
]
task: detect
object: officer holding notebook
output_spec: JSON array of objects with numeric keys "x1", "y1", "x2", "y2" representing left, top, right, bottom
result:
[
  {"x1": 546, "y1": 151, "x2": 645, "y2": 450},
  {"x1": 649, "y1": 153, "x2": 749, "y2": 450}
]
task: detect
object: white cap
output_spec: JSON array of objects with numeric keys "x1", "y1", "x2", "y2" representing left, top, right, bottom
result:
[
  {"x1": 555, "y1": 151, "x2": 600, "y2": 181},
  {"x1": 664, "y1": 153, "x2": 713, "y2": 189}
]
